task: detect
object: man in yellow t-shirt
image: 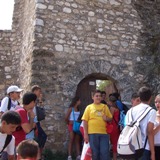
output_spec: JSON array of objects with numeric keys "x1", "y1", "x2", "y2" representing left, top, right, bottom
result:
[{"x1": 82, "y1": 90, "x2": 112, "y2": 160}]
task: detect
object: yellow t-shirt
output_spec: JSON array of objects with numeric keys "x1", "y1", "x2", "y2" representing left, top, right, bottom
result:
[{"x1": 82, "y1": 103, "x2": 112, "y2": 134}]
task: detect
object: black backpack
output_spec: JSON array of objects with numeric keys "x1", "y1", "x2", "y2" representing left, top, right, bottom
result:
[
  {"x1": 0, "y1": 97, "x2": 12, "y2": 110},
  {"x1": 0, "y1": 135, "x2": 12, "y2": 155},
  {"x1": 122, "y1": 103, "x2": 129, "y2": 114},
  {"x1": 36, "y1": 106, "x2": 46, "y2": 121}
]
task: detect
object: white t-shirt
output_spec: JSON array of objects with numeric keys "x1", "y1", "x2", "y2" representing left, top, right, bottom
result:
[
  {"x1": 26, "y1": 112, "x2": 36, "y2": 139},
  {"x1": 69, "y1": 109, "x2": 80, "y2": 121},
  {"x1": 0, "y1": 133, "x2": 15, "y2": 155},
  {"x1": 0, "y1": 97, "x2": 19, "y2": 112},
  {"x1": 154, "y1": 121, "x2": 160, "y2": 146},
  {"x1": 126, "y1": 103, "x2": 156, "y2": 150}
]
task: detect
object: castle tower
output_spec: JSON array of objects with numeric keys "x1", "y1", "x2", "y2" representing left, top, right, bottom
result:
[{"x1": 0, "y1": 0, "x2": 159, "y2": 151}]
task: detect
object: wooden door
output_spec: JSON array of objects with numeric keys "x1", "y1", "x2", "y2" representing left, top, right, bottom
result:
[{"x1": 76, "y1": 78, "x2": 96, "y2": 112}]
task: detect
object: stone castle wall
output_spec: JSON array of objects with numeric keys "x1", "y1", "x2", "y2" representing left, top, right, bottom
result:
[
  {"x1": 12, "y1": 0, "x2": 36, "y2": 91},
  {"x1": 33, "y1": 0, "x2": 144, "y2": 96},
  {"x1": 0, "y1": 0, "x2": 160, "y2": 152},
  {"x1": 0, "y1": 30, "x2": 14, "y2": 98}
]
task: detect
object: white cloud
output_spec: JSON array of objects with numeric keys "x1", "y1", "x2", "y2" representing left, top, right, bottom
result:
[{"x1": 0, "y1": 0, "x2": 14, "y2": 30}]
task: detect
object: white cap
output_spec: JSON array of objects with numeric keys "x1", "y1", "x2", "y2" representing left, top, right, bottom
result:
[{"x1": 7, "y1": 85, "x2": 23, "y2": 94}]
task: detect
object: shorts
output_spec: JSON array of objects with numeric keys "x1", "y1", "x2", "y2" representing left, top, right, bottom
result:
[{"x1": 68, "y1": 124, "x2": 73, "y2": 132}]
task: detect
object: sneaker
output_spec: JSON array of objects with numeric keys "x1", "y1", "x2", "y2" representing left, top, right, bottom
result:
[
  {"x1": 67, "y1": 155, "x2": 72, "y2": 160},
  {"x1": 76, "y1": 155, "x2": 81, "y2": 160}
]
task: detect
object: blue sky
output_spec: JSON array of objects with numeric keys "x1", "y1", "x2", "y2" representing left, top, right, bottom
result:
[{"x1": 0, "y1": 0, "x2": 14, "y2": 30}]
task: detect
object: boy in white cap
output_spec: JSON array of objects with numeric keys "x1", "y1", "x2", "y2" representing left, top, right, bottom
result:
[{"x1": 0, "y1": 85, "x2": 23, "y2": 118}]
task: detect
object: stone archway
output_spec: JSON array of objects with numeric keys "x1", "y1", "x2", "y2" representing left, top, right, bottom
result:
[
  {"x1": 75, "y1": 73, "x2": 118, "y2": 111},
  {"x1": 62, "y1": 60, "x2": 136, "y2": 104}
]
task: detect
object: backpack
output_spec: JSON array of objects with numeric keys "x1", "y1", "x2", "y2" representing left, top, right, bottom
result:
[
  {"x1": 0, "y1": 97, "x2": 12, "y2": 110},
  {"x1": 0, "y1": 135, "x2": 12, "y2": 155},
  {"x1": 116, "y1": 100, "x2": 129, "y2": 129},
  {"x1": 122, "y1": 103, "x2": 129, "y2": 114},
  {"x1": 117, "y1": 107, "x2": 152, "y2": 159},
  {"x1": 36, "y1": 106, "x2": 45, "y2": 121},
  {"x1": 118, "y1": 110, "x2": 126, "y2": 130}
]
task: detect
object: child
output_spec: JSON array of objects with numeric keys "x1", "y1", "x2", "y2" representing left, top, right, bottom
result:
[
  {"x1": 82, "y1": 90, "x2": 112, "y2": 160},
  {"x1": 101, "y1": 91, "x2": 107, "y2": 104},
  {"x1": 108, "y1": 96, "x2": 120, "y2": 160},
  {"x1": 16, "y1": 139, "x2": 39, "y2": 160},
  {"x1": 0, "y1": 111, "x2": 21, "y2": 160},
  {"x1": 31, "y1": 85, "x2": 47, "y2": 159},
  {"x1": 125, "y1": 86, "x2": 156, "y2": 160},
  {"x1": 0, "y1": 85, "x2": 23, "y2": 118},
  {"x1": 131, "y1": 92, "x2": 141, "y2": 107},
  {"x1": 13, "y1": 92, "x2": 37, "y2": 147},
  {"x1": 65, "y1": 96, "x2": 81, "y2": 160}
]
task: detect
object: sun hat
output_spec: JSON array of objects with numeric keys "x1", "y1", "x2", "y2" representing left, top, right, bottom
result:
[{"x1": 7, "y1": 85, "x2": 23, "y2": 94}]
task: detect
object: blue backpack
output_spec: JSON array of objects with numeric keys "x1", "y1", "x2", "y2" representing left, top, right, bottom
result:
[{"x1": 116, "y1": 100, "x2": 129, "y2": 130}]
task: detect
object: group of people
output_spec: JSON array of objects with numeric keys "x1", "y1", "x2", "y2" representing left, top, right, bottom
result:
[
  {"x1": 0, "y1": 85, "x2": 47, "y2": 160},
  {"x1": 65, "y1": 86, "x2": 160, "y2": 160}
]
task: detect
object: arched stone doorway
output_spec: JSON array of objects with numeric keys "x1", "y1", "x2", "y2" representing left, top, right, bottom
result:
[
  {"x1": 63, "y1": 60, "x2": 137, "y2": 109},
  {"x1": 75, "y1": 73, "x2": 118, "y2": 111}
]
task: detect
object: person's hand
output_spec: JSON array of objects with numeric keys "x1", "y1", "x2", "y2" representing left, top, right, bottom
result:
[
  {"x1": 102, "y1": 114, "x2": 112, "y2": 122},
  {"x1": 65, "y1": 119, "x2": 69, "y2": 125},
  {"x1": 102, "y1": 114, "x2": 107, "y2": 121},
  {"x1": 84, "y1": 133, "x2": 89, "y2": 143}
]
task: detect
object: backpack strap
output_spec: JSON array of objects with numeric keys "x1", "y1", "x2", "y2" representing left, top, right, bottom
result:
[
  {"x1": 136, "y1": 107, "x2": 152, "y2": 123},
  {"x1": 0, "y1": 135, "x2": 12, "y2": 154},
  {"x1": 72, "y1": 108, "x2": 75, "y2": 122},
  {"x1": 127, "y1": 107, "x2": 152, "y2": 125},
  {"x1": 127, "y1": 108, "x2": 133, "y2": 125},
  {"x1": 7, "y1": 97, "x2": 11, "y2": 110}
]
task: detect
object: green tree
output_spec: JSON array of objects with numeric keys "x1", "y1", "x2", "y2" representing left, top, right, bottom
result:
[{"x1": 97, "y1": 80, "x2": 112, "y2": 91}]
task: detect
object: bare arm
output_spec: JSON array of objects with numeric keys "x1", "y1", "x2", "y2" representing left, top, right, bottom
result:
[
  {"x1": 147, "y1": 122, "x2": 155, "y2": 160},
  {"x1": 22, "y1": 110, "x2": 35, "y2": 133},
  {"x1": 65, "y1": 108, "x2": 72, "y2": 124},
  {"x1": 83, "y1": 120, "x2": 89, "y2": 143},
  {"x1": 22, "y1": 119, "x2": 35, "y2": 133}
]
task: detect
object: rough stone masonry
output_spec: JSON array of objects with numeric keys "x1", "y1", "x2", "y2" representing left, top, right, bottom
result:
[{"x1": 0, "y1": 0, "x2": 160, "y2": 152}]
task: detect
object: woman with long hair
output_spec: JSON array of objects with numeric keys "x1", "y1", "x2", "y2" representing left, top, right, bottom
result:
[{"x1": 65, "y1": 96, "x2": 81, "y2": 160}]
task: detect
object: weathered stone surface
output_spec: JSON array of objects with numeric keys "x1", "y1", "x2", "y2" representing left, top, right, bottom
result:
[
  {"x1": 55, "y1": 44, "x2": 64, "y2": 51},
  {"x1": 34, "y1": 18, "x2": 44, "y2": 26},
  {"x1": 63, "y1": 7, "x2": 72, "y2": 13},
  {"x1": 0, "y1": 0, "x2": 160, "y2": 154},
  {"x1": 36, "y1": 3, "x2": 47, "y2": 9}
]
